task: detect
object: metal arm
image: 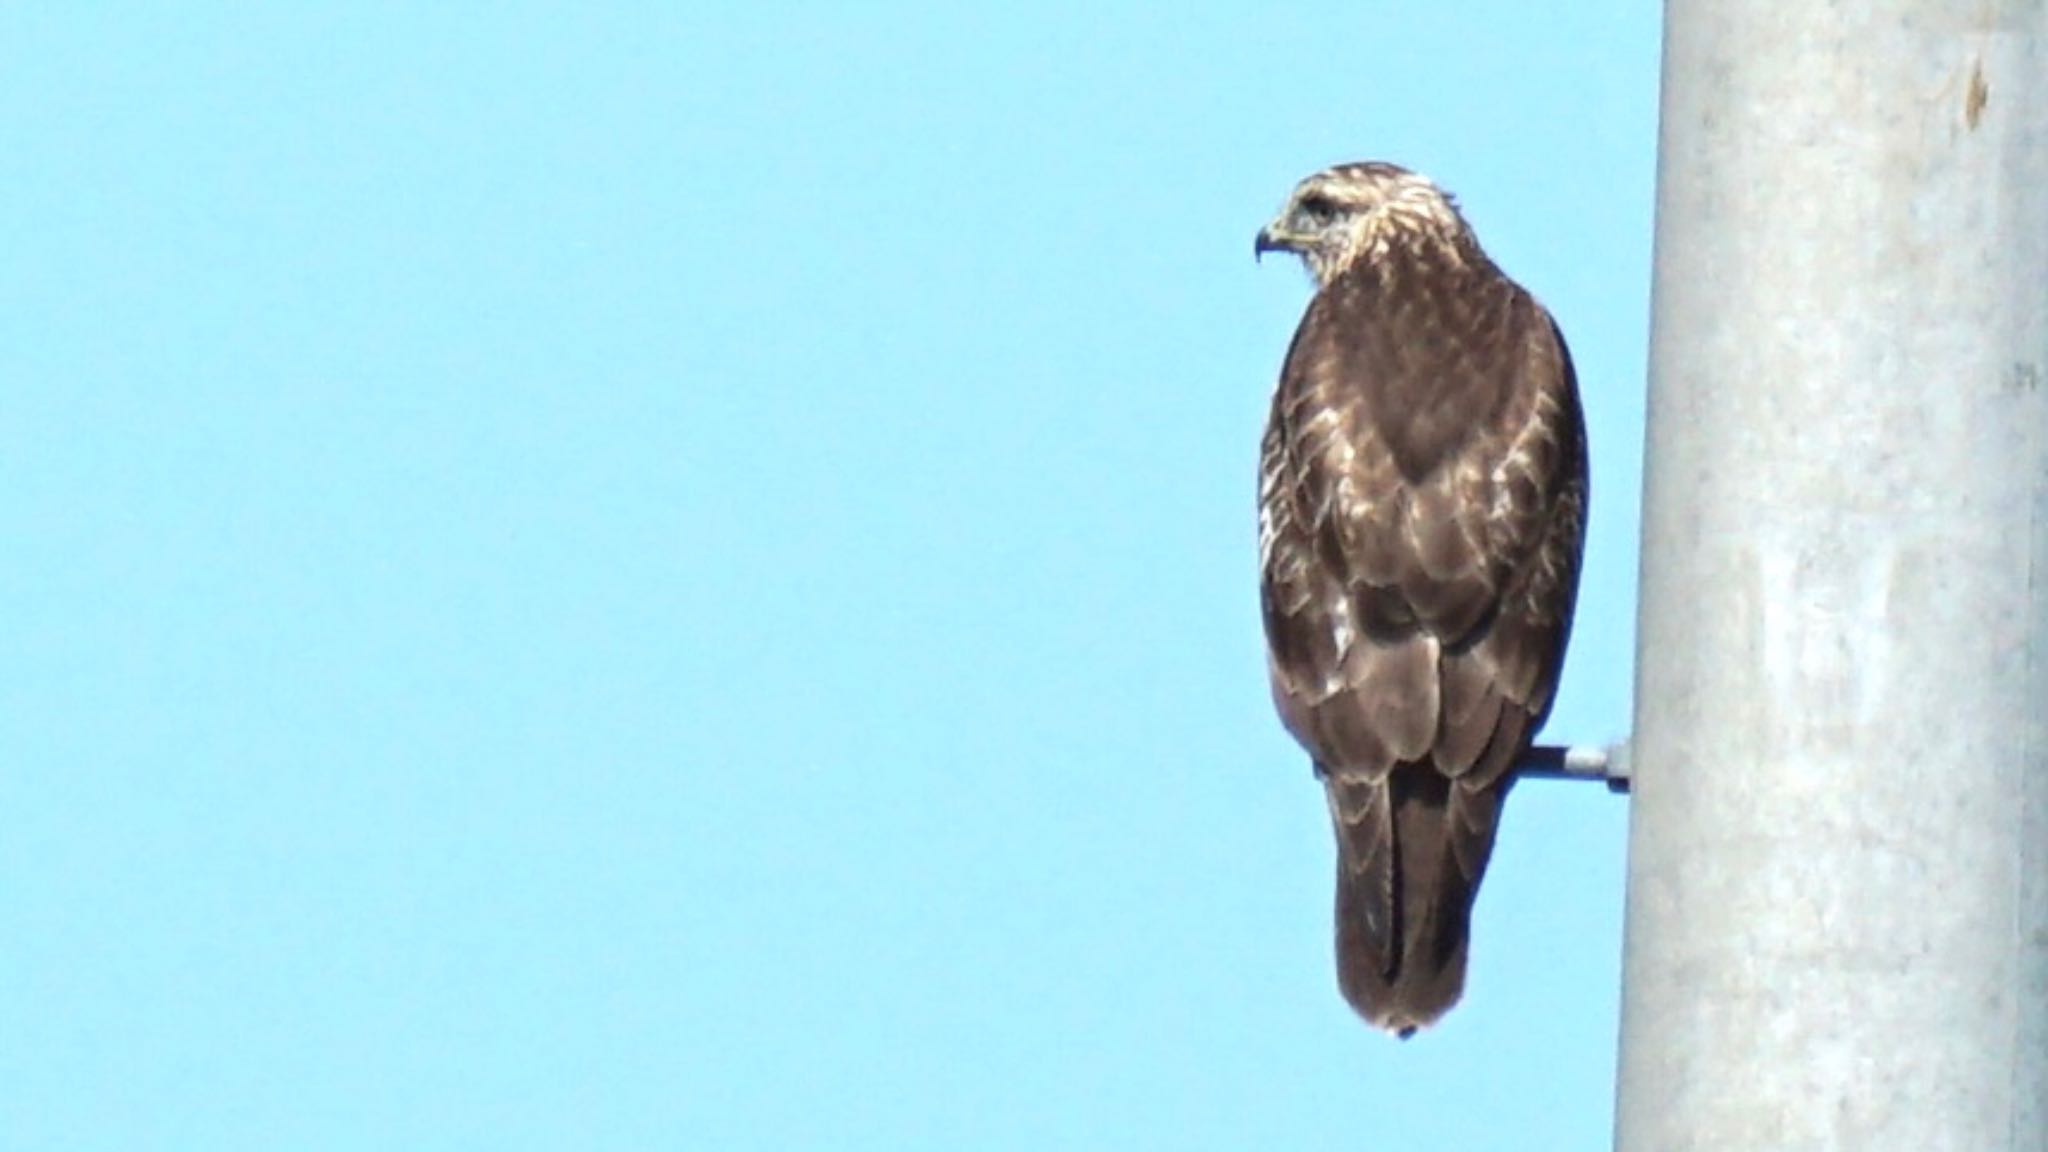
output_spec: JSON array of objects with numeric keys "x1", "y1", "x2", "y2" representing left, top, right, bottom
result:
[{"x1": 1517, "y1": 742, "x2": 1630, "y2": 794}]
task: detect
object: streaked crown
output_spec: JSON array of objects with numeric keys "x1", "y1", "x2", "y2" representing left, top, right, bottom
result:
[{"x1": 1255, "y1": 161, "x2": 1473, "y2": 285}]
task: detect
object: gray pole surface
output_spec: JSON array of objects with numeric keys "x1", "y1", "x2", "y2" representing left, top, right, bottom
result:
[{"x1": 1617, "y1": 4, "x2": 2048, "y2": 1150}]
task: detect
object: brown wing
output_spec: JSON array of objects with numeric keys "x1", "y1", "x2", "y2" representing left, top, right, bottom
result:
[{"x1": 1259, "y1": 254, "x2": 1586, "y2": 1034}]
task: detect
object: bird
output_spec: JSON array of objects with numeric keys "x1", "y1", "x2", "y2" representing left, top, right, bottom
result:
[{"x1": 1252, "y1": 162, "x2": 1588, "y2": 1036}]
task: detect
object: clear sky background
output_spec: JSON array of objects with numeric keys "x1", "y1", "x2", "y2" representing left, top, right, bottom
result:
[{"x1": 3, "y1": 6, "x2": 1660, "y2": 1149}]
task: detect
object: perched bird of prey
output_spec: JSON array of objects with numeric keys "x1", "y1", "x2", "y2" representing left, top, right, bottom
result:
[{"x1": 1253, "y1": 162, "x2": 1587, "y2": 1036}]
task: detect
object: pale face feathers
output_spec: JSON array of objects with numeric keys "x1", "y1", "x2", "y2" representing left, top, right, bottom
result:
[{"x1": 1254, "y1": 161, "x2": 1474, "y2": 286}]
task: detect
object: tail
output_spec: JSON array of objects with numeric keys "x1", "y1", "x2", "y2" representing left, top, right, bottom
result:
[{"x1": 1324, "y1": 764, "x2": 1509, "y2": 1037}]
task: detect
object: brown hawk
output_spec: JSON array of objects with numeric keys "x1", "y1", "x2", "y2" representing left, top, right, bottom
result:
[{"x1": 1253, "y1": 162, "x2": 1588, "y2": 1036}]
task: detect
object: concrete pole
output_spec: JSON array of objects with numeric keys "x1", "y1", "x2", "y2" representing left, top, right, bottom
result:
[{"x1": 1616, "y1": 4, "x2": 2048, "y2": 1150}]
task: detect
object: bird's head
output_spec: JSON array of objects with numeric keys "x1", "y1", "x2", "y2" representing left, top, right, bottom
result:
[{"x1": 1255, "y1": 162, "x2": 1471, "y2": 286}]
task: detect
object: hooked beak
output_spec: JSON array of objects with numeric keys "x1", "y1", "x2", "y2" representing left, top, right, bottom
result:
[{"x1": 1254, "y1": 225, "x2": 1303, "y2": 263}]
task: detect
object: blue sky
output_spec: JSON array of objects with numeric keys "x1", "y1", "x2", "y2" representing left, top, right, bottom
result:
[{"x1": 3, "y1": 6, "x2": 1658, "y2": 1149}]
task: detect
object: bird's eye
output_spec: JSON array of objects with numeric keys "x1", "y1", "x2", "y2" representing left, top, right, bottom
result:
[{"x1": 1297, "y1": 193, "x2": 1337, "y2": 222}]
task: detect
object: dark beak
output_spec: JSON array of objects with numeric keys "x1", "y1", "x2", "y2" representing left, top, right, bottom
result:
[{"x1": 1255, "y1": 225, "x2": 1305, "y2": 263}]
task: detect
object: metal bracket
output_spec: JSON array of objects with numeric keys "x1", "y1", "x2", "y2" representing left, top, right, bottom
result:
[{"x1": 1518, "y1": 741, "x2": 1631, "y2": 794}]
